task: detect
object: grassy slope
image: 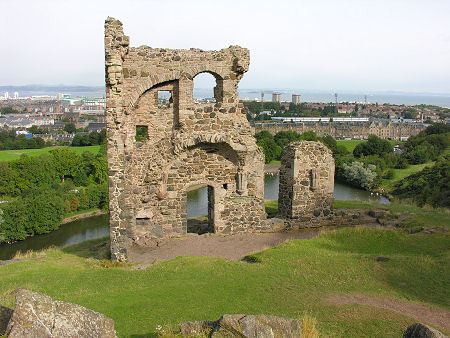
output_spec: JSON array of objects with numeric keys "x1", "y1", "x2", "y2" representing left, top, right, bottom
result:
[
  {"x1": 380, "y1": 162, "x2": 433, "y2": 191},
  {"x1": 0, "y1": 145, "x2": 101, "y2": 162},
  {"x1": 0, "y1": 228, "x2": 448, "y2": 338}
]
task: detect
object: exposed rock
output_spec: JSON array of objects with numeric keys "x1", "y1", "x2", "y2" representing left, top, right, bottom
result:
[
  {"x1": 368, "y1": 209, "x2": 387, "y2": 218},
  {"x1": 178, "y1": 314, "x2": 301, "y2": 337},
  {"x1": 0, "y1": 305, "x2": 13, "y2": 336},
  {"x1": 403, "y1": 323, "x2": 448, "y2": 338},
  {"x1": 180, "y1": 320, "x2": 214, "y2": 336},
  {"x1": 6, "y1": 289, "x2": 117, "y2": 338},
  {"x1": 375, "y1": 256, "x2": 390, "y2": 262}
]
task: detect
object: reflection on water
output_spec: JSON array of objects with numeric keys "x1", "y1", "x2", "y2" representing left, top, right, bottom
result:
[
  {"x1": 1, "y1": 175, "x2": 389, "y2": 260},
  {"x1": 0, "y1": 214, "x2": 109, "y2": 260},
  {"x1": 264, "y1": 174, "x2": 390, "y2": 204}
]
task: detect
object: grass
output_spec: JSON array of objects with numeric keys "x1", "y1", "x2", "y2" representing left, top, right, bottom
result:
[
  {"x1": 336, "y1": 139, "x2": 365, "y2": 152},
  {"x1": 0, "y1": 228, "x2": 448, "y2": 337},
  {"x1": 265, "y1": 200, "x2": 278, "y2": 217},
  {"x1": 336, "y1": 139, "x2": 398, "y2": 153},
  {"x1": 380, "y1": 162, "x2": 433, "y2": 191},
  {"x1": 0, "y1": 145, "x2": 101, "y2": 162}
]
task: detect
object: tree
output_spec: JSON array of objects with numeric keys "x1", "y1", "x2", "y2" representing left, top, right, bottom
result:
[
  {"x1": 50, "y1": 148, "x2": 83, "y2": 182},
  {"x1": 10, "y1": 154, "x2": 58, "y2": 193},
  {"x1": 338, "y1": 161, "x2": 378, "y2": 190},
  {"x1": 64, "y1": 122, "x2": 77, "y2": 134},
  {"x1": 0, "y1": 163, "x2": 19, "y2": 196},
  {"x1": 255, "y1": 131, "x2": 282, "y2": 163},
  {"x1": 353, "y1": 135, "x2": 393, "y2": 157},
  {"x1": 300, "y1": 131, "x2": 318, "y2": 141},
  {"x1": 274, "y1": 131, "x2": 302, "y2": 149},
  {"x1": 320, "y1": 135, "x2": 337, "y2": 153},
  {"x1": 23, "y1": 189, "x2": 65, "y2": 236},
  {"x1": 0, "y1": 200, "x2": 27, "y2": 243}
]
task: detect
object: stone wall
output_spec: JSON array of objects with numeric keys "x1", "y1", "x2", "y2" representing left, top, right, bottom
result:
[
  {"x1": 104, "y1": 17, "x2": 267, "y2": 261},
  {"x1": 278, "y1": 141, "x2": 334, "y2": 222}
]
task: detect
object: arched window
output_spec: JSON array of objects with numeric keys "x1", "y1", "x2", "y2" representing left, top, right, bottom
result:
[{"x1": 192, "y1": 72, "x2": 223, "y2": 103}]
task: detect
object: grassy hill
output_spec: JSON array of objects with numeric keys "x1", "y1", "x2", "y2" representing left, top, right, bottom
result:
[
  {"x1": 0, "y1": 145, "x2": 101, "y2": 162},
  {"x1": 0, "y1": 225, "x2": 448, "y2": 337}
]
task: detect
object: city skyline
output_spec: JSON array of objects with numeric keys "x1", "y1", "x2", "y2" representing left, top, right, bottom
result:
[{"x1": 1, "y1": 0, "x2": 450, "y2": 94}]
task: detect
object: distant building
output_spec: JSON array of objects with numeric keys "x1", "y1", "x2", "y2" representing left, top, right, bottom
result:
[
  {"x1": 4, "y1": 92, "x2": 9, "y2": 100},
  {"x1": 13, "y1": 92, "x2": 19, "y2": 99},
  {"x1": 292, "y1": 94, "x2": 301, "y2": 105},
  {"x1": 272, "y1": 93, "x2": 281, "y2": 102},
  {"x1": 86, "y1": 122, "x2": 106, "y2": 132}
]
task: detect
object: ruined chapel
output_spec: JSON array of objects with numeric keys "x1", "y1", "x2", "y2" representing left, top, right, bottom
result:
[{"x1": 105, "y1": 17, "x2": 334, "y2": 262}]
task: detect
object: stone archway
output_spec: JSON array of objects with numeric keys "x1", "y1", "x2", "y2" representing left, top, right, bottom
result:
[{"x1": 105, "y1": 17, "x2": 265, "y2": 262}]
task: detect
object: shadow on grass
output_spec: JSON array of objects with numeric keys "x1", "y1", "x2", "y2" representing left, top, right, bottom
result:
[{"x1": 62, "y1": 237, "x2": 111, "y2": 260}]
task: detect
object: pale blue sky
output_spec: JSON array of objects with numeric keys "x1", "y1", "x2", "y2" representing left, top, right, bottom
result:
[{"x1": 1, "y1": 0, "x2": 450, "y2": 93}]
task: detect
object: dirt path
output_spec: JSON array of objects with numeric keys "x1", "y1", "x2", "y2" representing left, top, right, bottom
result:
[
  {"x1": 129, "y1": 229, "x2": 320, "y2": 267},
  {"x1": 327, "y1": 294, "x2": 450, "y2": 332}
]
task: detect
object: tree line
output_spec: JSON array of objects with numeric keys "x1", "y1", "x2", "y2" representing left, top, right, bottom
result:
[{"x1": 0, "y1": 147, "x2": 108, "y2": 243}]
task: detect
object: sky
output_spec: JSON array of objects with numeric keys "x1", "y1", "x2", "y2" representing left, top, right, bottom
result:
[{"x1": 1, "y1": 0, "x2": 450, "y2": 94}]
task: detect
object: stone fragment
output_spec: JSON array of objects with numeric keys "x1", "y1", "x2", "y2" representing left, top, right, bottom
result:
[
  {"x1": 6, "y1": 289, "x2": 117, "y2": 338},
  {"x1": 214, "y1": 314, "x2": 301, "y2": 337},
  {"x1": 403, "y1": 323, "x2": 448, "y2": 338}
]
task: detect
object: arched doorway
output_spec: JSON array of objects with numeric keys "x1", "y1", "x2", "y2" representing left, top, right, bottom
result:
[{"x1": 186, "y1": 184, "x2": 215, "y2": 234}]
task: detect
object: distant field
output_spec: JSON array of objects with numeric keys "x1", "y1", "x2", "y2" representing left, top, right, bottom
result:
[
  {"x1": 0, "y1": 145, "x2": 101, "y2": 162},
  {"x1": 336, "y1": 139, "x2": 364, "y2": 152},
  {"x1": 337, "y1": 139, "x2": 398, "y2": 153}
]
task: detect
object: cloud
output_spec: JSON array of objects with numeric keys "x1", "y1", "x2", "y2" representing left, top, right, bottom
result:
[{"x1": 1, "y1": 0, "x2": 449, "y2": 93}]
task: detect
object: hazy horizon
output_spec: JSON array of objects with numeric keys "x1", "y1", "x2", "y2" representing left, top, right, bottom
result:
[{"x1": 2, "y1": 0, "x2": 450, "y2": 94}]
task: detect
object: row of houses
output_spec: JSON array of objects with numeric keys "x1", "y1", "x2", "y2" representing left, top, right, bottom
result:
[{"x1": 254, "y1": 120, "x2": 427, "y2": 140}]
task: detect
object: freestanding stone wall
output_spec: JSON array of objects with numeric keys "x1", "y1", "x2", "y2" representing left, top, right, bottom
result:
[
  {"x1": 104, "y1": 17, "x2": 267, "y2": 261},
  {"x1": 278, "y1": 141, "x2": 334, "y2": 222}
]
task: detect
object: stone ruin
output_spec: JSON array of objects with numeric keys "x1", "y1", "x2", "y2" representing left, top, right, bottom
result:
[
  {"x1": 104, "y1": 17, "x2": 335, "y2": 262},
  {"x1": 278, "y1": 141, "x2": 335, "y2": 222}
]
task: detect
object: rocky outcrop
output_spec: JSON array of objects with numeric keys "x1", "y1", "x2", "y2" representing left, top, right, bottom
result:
[
  {"x1": 404, "y1": 323, "x2": 448, "y2": 338},
  {"x1": 5, "y1": 289, "x2": 117, "y2": 338},
  {"x1": 179, "y1": 314, "x2": 301, "y2": 337}
]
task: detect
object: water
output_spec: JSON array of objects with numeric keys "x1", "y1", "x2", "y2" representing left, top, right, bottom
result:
[
  {"x1": 2, "y1": 86, "x2": 449, "y2": 106},
  {"x1": 0, "y1": 214, "x2": 109, "y2": 260},
  {"x1": 0, "y1": 177, "x2": 388, "y2": 260},
  {"x1": 264, "y1": 174, "x2": 389, "y2": 204}
]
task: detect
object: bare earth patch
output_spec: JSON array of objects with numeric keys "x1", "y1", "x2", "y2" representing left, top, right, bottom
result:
[
  {"x1": 128, "y1": 230, "x2": 320, "y2": 267},
  {"x1": 326, "y1": 294, "x2": 450, "y2": 333}
]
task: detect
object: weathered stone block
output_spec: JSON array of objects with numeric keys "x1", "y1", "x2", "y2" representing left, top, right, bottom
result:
[{"x1": 6, "y1": 289, "x2": 117, "y2": 338}]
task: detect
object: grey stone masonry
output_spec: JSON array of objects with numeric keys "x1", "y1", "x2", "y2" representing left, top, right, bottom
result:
[
  {"x1": 104, "y1": 17, "x2": 267, "y2": 261},
  {"x1": 278, "y1": 141, "x2": 334, "y2": 222}
]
